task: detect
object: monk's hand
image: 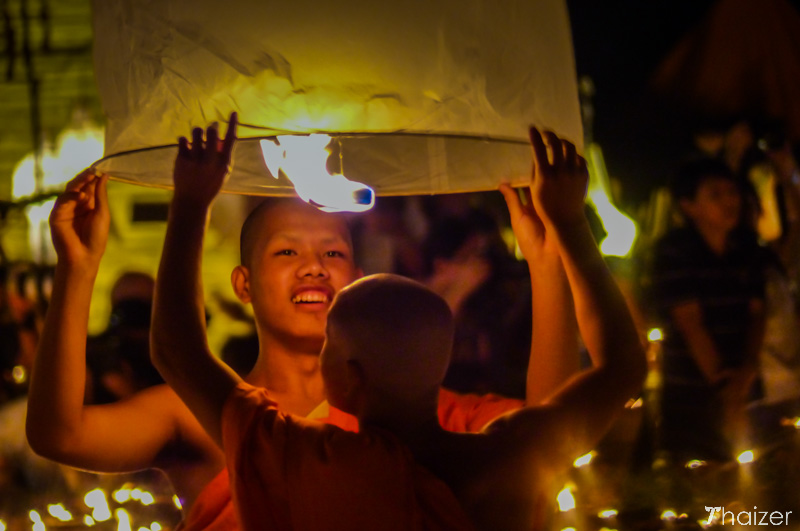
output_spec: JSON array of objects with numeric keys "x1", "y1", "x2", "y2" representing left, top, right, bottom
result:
[
  {"x1": 527, "y1": 127, "x2": 588, "y2": 232},
  {"x1": 49, "y1": 169, "x2": 110, "y2": 271},
  {"x1": 173, "y1": 111, "x2": 238, "y2": 209},
  {"x1": 500, "y1": 182, "x2": 551, "y2": 263}
]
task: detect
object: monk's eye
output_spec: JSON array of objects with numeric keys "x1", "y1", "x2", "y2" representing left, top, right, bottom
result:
[
  {"x1": 275, "y1": 249, "x2": 296, "y2": 256},
  {"x1": 325, "y1": 250, "x2": 346, "y2": 258}
]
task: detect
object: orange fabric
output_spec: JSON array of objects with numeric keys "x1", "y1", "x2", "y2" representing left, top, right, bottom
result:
[
  {"x1": 177, "y1": 469, "x2": 236, "y2": 531},
  {"x1": 184, "y1": 387, "x2": 521, "y2": 530},
  {"x1": 222, "y1": 382, "x2": 475, "y2": 531}
]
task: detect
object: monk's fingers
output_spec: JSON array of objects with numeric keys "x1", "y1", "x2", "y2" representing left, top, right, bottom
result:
[
  {"x1": 64, "y1": 168, "x2": 97, "y2": 192},
  {"x1": 222, "y1": 111, "x2": 238, "y2": 161},
  {"x1": 528, "y1": 127, "x2": 549, "y2": 174},
  {"x1": 499, "y1": 183, "x2": 523, "y2": 219},
  {"x1": 191, "y1": 127, "x2": 204, "y2": 157},
  {"x1": 205, "y1": 123, "x2": 220, "y2": 160},
  {"x1": 562, "y1": 140, "x2": 577, "y2": 172},
  {"x1": 178, "y1": 136, "x2": 191, "y2": 158},
  {"x1": 543, "y1": 131, "x2": 563, "y2": 169}
]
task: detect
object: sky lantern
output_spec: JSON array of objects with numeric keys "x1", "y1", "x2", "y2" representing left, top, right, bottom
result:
[{"x1": 90, "y1": 0, "x2": 582, "y2": 211}]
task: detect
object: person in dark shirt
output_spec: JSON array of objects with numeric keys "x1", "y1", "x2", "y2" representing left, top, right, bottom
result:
[{"x1": 649, "y1": 158, "x2": 766, "y2": 461}]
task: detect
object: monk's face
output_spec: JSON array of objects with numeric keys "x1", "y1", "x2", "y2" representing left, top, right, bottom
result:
[{"x1": 240, "y1": 202, "x2": 361, "y2": 349}]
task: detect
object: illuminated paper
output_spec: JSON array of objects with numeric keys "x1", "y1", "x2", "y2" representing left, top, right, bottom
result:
[{"x1": 91, "y1": 0, "x2": 581, "y2": 196}]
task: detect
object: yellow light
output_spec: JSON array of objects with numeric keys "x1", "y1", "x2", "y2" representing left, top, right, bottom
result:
[
  {"x1": 585, "y1": 144, "x2": 637, "y2": 257},
  {"x1": 573, "y1": 451, "x2": 595, "y2": 468},
  {"x1": 29, "y1": 510, "x2": 45, "y2": 531},
  {"x1": 172, "y1": 495, "x2": 183, "y2": 510},
  {"x1": 780, "y1": 416, "x2": 800, "y2": 429},
  {"x1": 561, "y1": 528, "x2": 576, "y2": 531},
  {"x1": 150, "y1": 523, "x2": 163, "y2": 531},
  {"x1": 139, "y1": 492, "x2": 155, "y2": 506},
  {"x1": 598, "y1": 509, "x2": 618, "y2": 519},
  {"x1": 115, "y1": 509, "x2": 132, "y2": 531},
  {"x1": 557, "y1": 486, "x2": 576, "y2": 512},
  {"x1": 647, "y1": 328, "x2": 663, "y2": 342},
  {"x1": 84, "y1": 516, "x2": 96, "y2": 526},
  {"x1": 737, "y1": 450, "x2": 755, "y2": 464},
  {"x1": 47, "y1": 503, "x2": 73, "y2": 522},
  {"x1": 625, "y1": 397, "x2": 643, "y2": 409},
  {"x1": 11, "y1": 365, "x2": 26, "y2": 384},
  {"x1": 260, "y1": 135, "x2": 374, "y2": 213},
  {"x1": 661, "y1": 509, "x2": 677, "y2": 521},
  {"x1": 685, "y1": 459, "x2": 706, "y2": 469},
  {"x1": 114, "y1": 488, "x2": 132, "y2": 503},
  {"x1": 84, "y1": 488, "x2": 112, "y2": 522},
  {"x1": 0, "y1": 518, "x2": 5, "y2": 531}
]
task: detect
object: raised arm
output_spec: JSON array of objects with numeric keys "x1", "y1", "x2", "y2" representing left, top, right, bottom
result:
[
  {"x1": 496, "y1": 129, "x2": 646, "y2": 466},
  {"x1": 150, "y1": 113, "x2": 241, "y2": 446},
  {"x1": 27, "y1": 171, "x2": 179, "y2": 472},
  {"x1": 500, "y1": 180, "x2": 578, "y2": 406}
]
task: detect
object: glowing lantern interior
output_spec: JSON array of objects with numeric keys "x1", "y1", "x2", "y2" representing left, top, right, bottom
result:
[{"x1": 91, "y1": 0, "x2": 582, "y2": 203}]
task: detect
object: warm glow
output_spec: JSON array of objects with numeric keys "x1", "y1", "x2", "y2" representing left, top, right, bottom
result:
[
  {"x1": 647, "y1": 328, "x2": 663, "y2": 342},
  {"x1": 557, "y1": 486, "x2": 576, "y2": 512},
  {"x1": 685, "y1": 459, "x2": 706, "y2": 469},
  {"x1": 131, "y1": 488, "x2": 155, "y2": 506},
  {"x1": 84, "y1": 488, "x2": 112, "y2": 521},
  {"x1": 661, "y1": 509, "x2": 677, "y2": 520},
  {"x1": 737, "y1": 450, "x2": 755, "y2": 464},
  {"x1": 84, "y1": 516, "x2": 96, "y2": 526},
  {"x1": 560, "y1": 528, "x2": 576, "y2": 531},
  {"x1": 260, "y1": 135, "x2": 374, "y2": 213},
  {"x1": 585, "y1": 144, "x2": 637, "y2": 257},
  {"x1": 625, "y1": 397, "x2": 643, "y2": 409},
  {"x1": 172, "y1": 495, "x2": 183, "y2": 510},
  {"x1": 11, "y1": 365, "x2": 26, "y2": 384},
  {"x1": 47, "y1": 504, "x2": 73, "y2": 522},
  {"x1": 573, "y1": 451, "x2": 595, "y2": 467},
  {"x1": 781, "y1": 416, "x2": 800, "y2": 429},
  {"x1": 114, "y1": 487, "x2": 132, "y2": 503},
  {"x1": 29, "y1": 510, "x2": 45, "y2": 531},
  {"x1": 0, "y1": 519, "x2": 5, "y2": 531},
  {"x1": 150, "y1": 523, "x2": 162, "y2": 531},
  {"x1": 116, "y1": 509, "x2": 132, "y2": 531},
  {"x1": 598, "y1": 509, "x2": 618, "y2": 519}
]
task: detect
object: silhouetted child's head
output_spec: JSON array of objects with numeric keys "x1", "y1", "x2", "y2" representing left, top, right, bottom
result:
[
  {"x1": 671, "y1": 158, "x2": 742, "y2": 236},
  {"x1": 320, "y1": 274, "x2": 453, "y2": 416}
]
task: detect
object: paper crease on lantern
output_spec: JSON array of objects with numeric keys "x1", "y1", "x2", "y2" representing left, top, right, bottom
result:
[{"x1": 91, "y1": 0, "x2": 582, "y2": 197}]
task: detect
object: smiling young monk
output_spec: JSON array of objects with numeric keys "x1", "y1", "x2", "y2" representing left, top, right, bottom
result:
[
  {"x1": 151, "y1": 118, "x2": 645, "y2": 530},
  {"x1": 27, "y1": 112, "x2": 579, "y2": 529}
]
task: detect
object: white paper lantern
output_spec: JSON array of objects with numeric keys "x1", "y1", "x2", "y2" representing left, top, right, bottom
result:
[{"x1": 91, "y1": 0, "x2": 581, "y2": 199}]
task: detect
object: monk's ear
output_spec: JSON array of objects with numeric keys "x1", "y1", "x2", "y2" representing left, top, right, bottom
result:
[
  {"x1": 355, "y1": 267, "x2": 365, "y2": 280},
  {"x1": 231, "y1": 265, "x2": 252, "y2": 303}
]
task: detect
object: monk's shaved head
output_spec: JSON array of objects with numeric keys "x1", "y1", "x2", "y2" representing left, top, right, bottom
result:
[{"x1": 325, "y1": 274, "x2": 453, "y2": 403}]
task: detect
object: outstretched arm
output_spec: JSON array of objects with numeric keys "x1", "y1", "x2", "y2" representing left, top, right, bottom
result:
[
  {"x1": 496, "y1": 129, "x2": 646, "y2": 466},
  {"x1": 500, "y1": 179, "x2": 578, "y2": 406},
  {"x1": 151, "y1": 113, "x2": 241, "y2": 446},
  {"x1": 27, "y1": 172, "x2": 179, "y2": 471}
]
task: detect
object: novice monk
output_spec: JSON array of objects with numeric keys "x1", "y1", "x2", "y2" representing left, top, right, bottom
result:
[
  {"x1": 27, "y1": 114, "x2": 578, "y2": 529},
  {"x1": 151, "y1": 123, "x2": 646, "y2": 530}
]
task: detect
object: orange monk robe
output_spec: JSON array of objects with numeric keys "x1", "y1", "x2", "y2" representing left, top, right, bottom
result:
[
  {"x1": 222, "y1": 382, "x2": 477, "y2": 531},
  {"x1": 179, "y1": 388, "x2": 523, "y2": 530}
]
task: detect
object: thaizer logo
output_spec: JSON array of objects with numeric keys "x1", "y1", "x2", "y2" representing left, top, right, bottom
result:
[{"x1": 706, "y1": 506, "x2": 793, "y2": 526}]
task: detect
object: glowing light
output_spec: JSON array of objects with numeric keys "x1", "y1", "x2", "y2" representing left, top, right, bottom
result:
[
  {"x1": 573, "y1": 451, "x2": 595, "y2": 468},
  {"x1": 84, "y1": 516, "x2": 96, "y2": 526},
  {"x1": 47, "y1": 503, "x2": 73, "y2": 521},
  {"x1": 557, "y1": 486, "x2": 576, "y2": 512},
  {"x1": 661, "y1": 509, "x2": 677, "y2": 521},
  {"x1": 737, "y1": 450, "x2": 755, "y2": 464},
  {"x1": 780, "y1": 416, "x2": 800, "y2": 429},
  {"x1": 625, "y1": 397, "x2": 643, "y2": 409},
  {"x1": 598, "y1": 509, "x2": 618, "y2": 519},
  {"x1": 150, "y1": 523, "x2": 163, "y2": 531},
  {"x1": 647, "y1": 328, "x2": 663, "y2": 342},
  {"x1": 172, "y1": 495, "x2": 183, "y2": 510},
  {"x1": 131, "y1": 488, "x2": 155, "y2": 506},
  {"x1": 84, "y1": 488, "x2": 112, "y2": 521},
  {"x1": 116, "y1": 509, "x2": 132, "y2": 531},
  {"x1": 0, "y1": 518, "x2": 5, "y2": 531},
  {"x1": 29, "y1": 510, "x2": 45, "y2": 531},
  {"x1": 11, "y1": 365, "x2": 27, "y2": 384},
  {"x1": 114, "y1": 488, "x2": 132, "y2": 503},
  {"x1": 560, "y1": 528, "x2": 576, "y2": 531},
  {"x1": 585, "y1": 144, "x2": 637, "y2": 257},
  {"x1": 685, "y1": 459, "x2": 706, "y2": 469},
  {"x1": 260, "y1": 135, "x2": 374, "y2": 213}
]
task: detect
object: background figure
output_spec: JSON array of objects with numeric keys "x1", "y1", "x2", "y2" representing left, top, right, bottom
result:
[
  {"x1": 647, "y1": 158, "x2": 766, "y2": 462},
  {"x1": 87, "y1": 272, "x2": 163, "y2": 404},
  {"x1": 421, "y1": 208, "x2": 531, "y2": 398}
]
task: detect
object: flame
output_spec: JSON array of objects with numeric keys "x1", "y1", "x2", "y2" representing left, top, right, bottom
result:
[
  {"x1": 260, "y1": 135, "x2": 374, "y2": 213},
  {"x1": 47, "y1": 504, "x2": 73, "y2": 522},
  {"x1": 598, "y1": 509, "x2": 618, "y2": 519},
  {"x1": 150, "y1": 523, "x2": 163, "y2": 531},
  {"x1": 625, "y1": 397, "x2": 643, "y2": 409},
  {"x1": 557, "y1": 486, "x2": 576, "y2": 512},
  {"x1": 573, "y1": 451, "x2": 595, "y2": 468},
  {"x1": 647, "y1": 328, "x2": 663, "y2": 342},
  {"x1": 661, "y1": 509, "x2": 677, "y2": 521},
  {"x1": 0, "y1": 518, "x2": 5, "y2": 531},
  {"x1": 585, "y1": 144, "x2": 637, "y2": 257},
  {"x1": 116, "y1": 509, "x2": 132, "y2": 531},
  {"x1": 172, "y1": 495, "x2": 183, "y2": 510},
  {"x1": 84, "y1": 488, "x2": 112, "y2": 521},
  {"x1": 114, "y1": 487, "x2": 132, "y2": 503},
  {"x1": 737, "y1": 450, "x2": 755, "y2": 464},
  {"x1": 685, "y1": 459, "x2": 707, "y2": 469},
  {"x1": 84, "y1": 516, "x2": 96, "y2": 526},
  {"x1": 29, "y1": 510, "x2": 45, "y2": 531}
]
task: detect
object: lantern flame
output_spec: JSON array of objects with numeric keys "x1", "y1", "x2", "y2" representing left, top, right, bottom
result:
[
  {"x1": 585, "y1": 144, "x2": 637, "y2": 257},
  {"x1": 260, "y1": 135, "x2": 374, "y2": 213},
  {"x1": 737, "y1": 450, "x2": 755, "y2": 464},
  {"x1": 557, "y1": 486, "x2": 576, "y2": 512},
  {"x1": 84, "y1": 488, "x2": 112, "y2": 521},
  {"x1": 573, "y1": 451, "x2": 595, "y2": 468}
]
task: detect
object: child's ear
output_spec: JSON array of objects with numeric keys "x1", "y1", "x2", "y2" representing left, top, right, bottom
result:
[{"x1": 231, "y1": 265, "x2": 252, "y2": 303}]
